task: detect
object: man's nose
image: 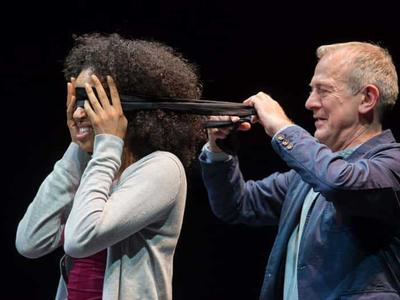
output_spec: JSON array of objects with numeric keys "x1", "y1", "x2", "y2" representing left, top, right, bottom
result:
[{"x1": 305, "y1": 90, "x2": 321, "y2": 111}]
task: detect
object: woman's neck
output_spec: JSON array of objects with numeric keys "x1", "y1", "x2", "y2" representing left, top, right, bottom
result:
[{"x1": 115, "y1": 147, "x2": 135, "y2": 180}]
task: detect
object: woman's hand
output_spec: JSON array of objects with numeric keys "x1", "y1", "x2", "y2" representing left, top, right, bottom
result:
[
  {"x1": 83, "y1": 75, "x2": 127, "y2": 140},
  {"x1": 66, "y1": 77, "x2": 79, "y2": 144}
]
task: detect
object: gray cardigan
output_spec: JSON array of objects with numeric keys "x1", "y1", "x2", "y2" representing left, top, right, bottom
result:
[{"x1": 16, "y1": 134, "x2": 187, "y2": 300}]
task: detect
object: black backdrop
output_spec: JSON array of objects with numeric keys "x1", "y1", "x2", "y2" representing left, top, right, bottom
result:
[{"x1": 3, "y1": 1, "x2": 400, "y2": 299}]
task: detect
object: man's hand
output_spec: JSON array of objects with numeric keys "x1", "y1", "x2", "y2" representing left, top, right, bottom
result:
[
  {"x1": 243, "y1": 92, "x2": 293, "y2": 136},
  {"x1": 207, "y1": 116, "x2": 251, "y2": 152},
  {"x1": 83, "y1": 75, "x2": 127, "y2": 140}
]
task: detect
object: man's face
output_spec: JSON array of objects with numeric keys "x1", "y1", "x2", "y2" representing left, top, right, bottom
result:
[
  {"x1": 305, "y1": 51, "x2": 364, "y2": 151},
  {"x1": 73, "y1": 69, "x2": 95, "y2": 153}
]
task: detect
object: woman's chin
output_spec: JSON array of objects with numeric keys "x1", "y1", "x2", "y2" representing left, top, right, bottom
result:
[{"x1": 78, "y1": 141, "x2": 94, "y2": 153}]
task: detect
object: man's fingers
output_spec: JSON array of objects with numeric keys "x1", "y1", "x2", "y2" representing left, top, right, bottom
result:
[
  {"x1": 208, "y1": 127, "x2": 231, "y2": 139},
  {"x1": 238, "y1": 122, "x2": 252, "y2": 131},
  {"x1": 209, "y1": 115, "x2": 233, "y2": 121},
  {"x1": 210, "y1": 130, "x2": 228, "y2": 140},
  {"x1": 243, "y1": 98, "x2": 254, "y2": 106},
  {"x1": 207, "y1": 115, "x2": 253, "y2": 136}
]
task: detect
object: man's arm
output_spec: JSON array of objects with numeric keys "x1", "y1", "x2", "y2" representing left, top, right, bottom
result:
[
  {"x1": 200, "y1": 143, "x2": 294, "y2": 226},
  {"x1": 272, "y1": 125, "x2": 400, "y2": 221},
  {"x1": 244, "y1": 91, "x2": 400, "y2": 222}
]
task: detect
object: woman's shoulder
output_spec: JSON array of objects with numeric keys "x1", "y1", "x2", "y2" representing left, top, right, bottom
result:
[
  {"x1": 119, "y1": 151, "x2": 185, "y2": 183},
  {"x1": 139, "y1": 151, "x2": 183, "y2": 169}
]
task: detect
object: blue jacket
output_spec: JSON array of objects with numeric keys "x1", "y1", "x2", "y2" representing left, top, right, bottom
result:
[{"x1": 200, "y1": 126, "x2": 400, "y2": 299}]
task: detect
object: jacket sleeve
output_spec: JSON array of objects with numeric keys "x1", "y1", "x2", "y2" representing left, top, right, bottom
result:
[
  {"x1": 63, "y1": 134, "x2": 185, "y2": 258},
  {"x1": 199, "y1": 151, "x2": 294, "y2": 226},
  {"x1": 15, "y1": 143, "x2": 90, "y2": 258},
  {"x1": 272, "y1": 125, "x2": 400, "y2": 221}
]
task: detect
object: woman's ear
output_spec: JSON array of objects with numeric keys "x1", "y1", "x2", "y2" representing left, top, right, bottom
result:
[{"x1": 359, "y1": 84, "x2": 380, "y2": 115}]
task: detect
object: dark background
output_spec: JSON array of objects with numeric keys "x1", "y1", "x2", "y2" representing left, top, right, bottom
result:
[{"x1": 3, "y1": 1, "x2": 400, "y2": 299}]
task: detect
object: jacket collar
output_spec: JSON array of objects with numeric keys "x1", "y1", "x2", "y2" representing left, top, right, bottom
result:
[{"x1": 347, "y1": 129, "x2": 397, "y2": 159}]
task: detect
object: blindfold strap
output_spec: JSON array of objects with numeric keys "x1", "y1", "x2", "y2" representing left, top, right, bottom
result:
[
  {"x1": 74, "y1": 87, "x2": 255, "y2": 128},
  {"x1": 75, "y1": 87, "x2": 250, "y2": 155}
]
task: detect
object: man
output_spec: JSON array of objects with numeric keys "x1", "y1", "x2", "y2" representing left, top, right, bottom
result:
[{"x1": 200, "y1": 42, "x2": 400, "y2": 299}]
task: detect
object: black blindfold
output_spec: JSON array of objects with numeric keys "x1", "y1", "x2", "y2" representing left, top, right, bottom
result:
[{"x1": 75, "y1": 87, "x2": 255, "y2": 129}]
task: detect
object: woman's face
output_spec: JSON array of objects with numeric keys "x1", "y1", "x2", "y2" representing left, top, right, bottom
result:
[{"x1": 73, "y1": 69, "x2": 95, "y2": 153}]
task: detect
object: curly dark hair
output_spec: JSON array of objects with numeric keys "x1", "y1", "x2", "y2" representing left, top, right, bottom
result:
[{"x1": 63, "y1": 33, "x2": 206, "y2": 167}]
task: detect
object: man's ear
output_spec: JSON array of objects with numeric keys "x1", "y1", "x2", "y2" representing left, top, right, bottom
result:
[{"x1": 359, "y1": 84, "x2": 380, "y2": 114}]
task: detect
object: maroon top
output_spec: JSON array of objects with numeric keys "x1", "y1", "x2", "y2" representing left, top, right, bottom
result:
[{"x1": 67, "y1": 249, "x2": 107, "y2": 300}]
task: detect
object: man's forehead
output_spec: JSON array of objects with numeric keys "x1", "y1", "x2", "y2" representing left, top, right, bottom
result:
[
  {"x1": 309, "y1": 78, "x2": 335, "y2": 88},
  {"x1": 310, "y1": 52, "x2": 352, "y2": 86},
  {"x1": 309, "y1": 70, "x2": 337, "y2": 87}
]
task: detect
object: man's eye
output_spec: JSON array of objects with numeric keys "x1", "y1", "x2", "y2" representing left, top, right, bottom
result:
[{"x1": 318, "y1": 88, "x2": 329, "y2": 95}]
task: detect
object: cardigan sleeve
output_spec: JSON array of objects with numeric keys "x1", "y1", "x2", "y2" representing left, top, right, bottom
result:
[
  {"x1": 16, "y1": 143, "x2": 90, "y2": 258},
  {"x1": 64, "y1": 134, "x2": 185, "y2": 258}
]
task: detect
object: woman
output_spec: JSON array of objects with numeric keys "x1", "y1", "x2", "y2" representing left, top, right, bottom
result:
[{"x1": 16, "y1": 33, "x2": 206, "y2": 300}]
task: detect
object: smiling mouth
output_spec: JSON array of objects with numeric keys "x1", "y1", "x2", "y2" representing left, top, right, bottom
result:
[
  {"x1": 76, "y1": 126, "x2": 93, "y2": 141},
  {"x1": 314, "y1": 118, "x2": 327, "y2": 127}
]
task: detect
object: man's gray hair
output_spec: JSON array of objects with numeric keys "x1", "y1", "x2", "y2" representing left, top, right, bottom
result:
[{"x1": 317, "y1": 42, "x2": 398, "y2": 120}]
